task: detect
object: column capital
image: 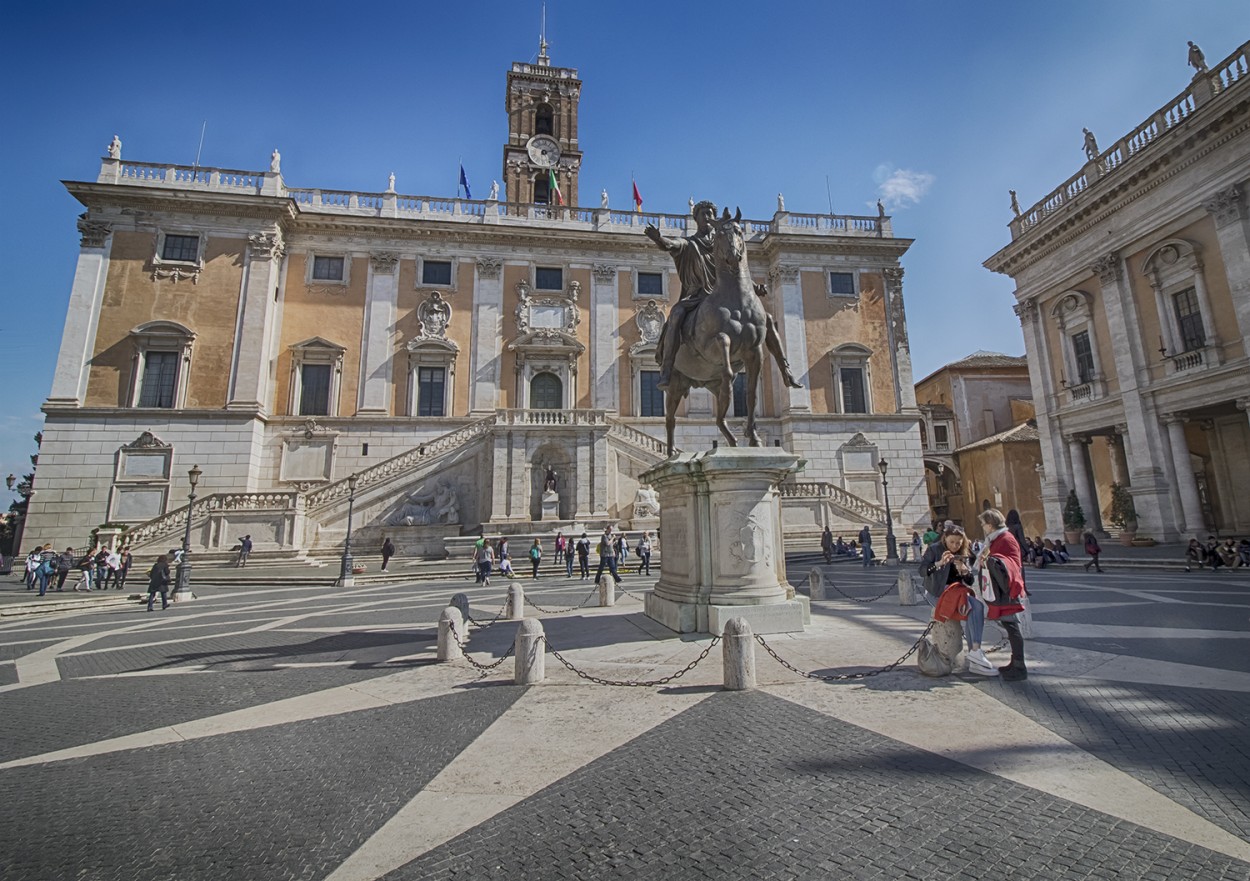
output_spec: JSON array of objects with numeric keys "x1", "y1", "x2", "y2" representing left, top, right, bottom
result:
[
  {"x1": 248, "y1": 231, "x2": 286, "y2": 262},
  {"x1": 476, "y1": 256, "x2": 503, "y2": 279},
  {"x1": 1236, "y1": 397, "x2": 1250, "y2": 412},
  {"x1": 1161, "y1": 411, "x2": 1188, "y2": 426},
  {"x1": 768, "y1": 264, "x2": 800, "y2": 285},
  {"x1": 1090, "y1": 252, "x2": 1122, "y2": 285},
  {"x1": 1012, "y1": 298, "x2": 1038, "y2": 323},
  {"x1": 1203, "y1": 184, "x2": 1246, "y2": 228},
  {"x1": 369, "y1": 251, "x2": 398, "y2": 273},
  {"x1": 591, "y1": 263, "x2": 617, "y2": 283},
  {"x1": 1113, "y1": 422, "x2": 1129, "y2": 436},
  {"x1": 1063, "y1": 432, "x2": 1091, "y2": 445},
  {"x1": 77, "y1": 216, "x2": 112, "y2": 249}
]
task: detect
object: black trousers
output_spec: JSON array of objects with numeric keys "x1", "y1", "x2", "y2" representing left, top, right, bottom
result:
[{"x1": 1000, "y1": 619, "x2": 1025, "y2": 667}]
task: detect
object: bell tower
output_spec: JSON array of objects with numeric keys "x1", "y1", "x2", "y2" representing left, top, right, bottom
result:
[{"x1": 502, "y1": 35, "x2": 582, "y2": 208}]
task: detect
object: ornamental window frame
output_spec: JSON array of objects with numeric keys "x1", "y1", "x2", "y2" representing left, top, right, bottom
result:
[
  {"x1": 418, "y1": 256, "x2": 458, "y2": 290},
  {"x1": 634, "y1": 268, "x2": 667, "y2": 300},
  {"x1": 288, "y1": 337, "x2": 345, "y2": 417},
  {"x1": 534, "y1": 264, "x2": 564, "y2": 292},
  {"x1": 830, "y1": 343, "x2": 873, "y2": 414},
  {"x1": 827, "y1": 268, "x2": 860, "y2": 298},
  {"x1": 127, "y1": 320, "x2": 195, "y2": 409},
  {"x1": 406, "y1": 337, "x2": 459, "y2": 417},
  {"x1": 1049, "y1": 289, "x2": 1107, "y2": 402},
  {"x1": 305, "y1": 252, "x2": 350, "y2": 286},
  {"x1": 1141, "y1": 239, "x2": 1219, "y2": 359}
]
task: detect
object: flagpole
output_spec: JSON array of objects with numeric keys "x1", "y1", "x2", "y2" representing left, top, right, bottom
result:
[{"x1": 457, "y1": 157, "x2": 462, "y2": 199}]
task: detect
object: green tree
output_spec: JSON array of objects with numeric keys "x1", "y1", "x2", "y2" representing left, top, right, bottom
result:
[{"x1": 1062, "y1": 489, "x2": 1086, "y2": 531}]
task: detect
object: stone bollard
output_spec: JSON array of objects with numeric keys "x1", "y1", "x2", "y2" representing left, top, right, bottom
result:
[
  {"x1": 721, "y1": 617, "x2": 757, "y2": 691},
  {"x1": 598, "y1": 575, "x2": 616, "y2": 607},
  {"x1": 449, "y1": 592, "x2": 470, "y2": 622},
  {"x1": 514, "y1": 618, "x2": 545, "y2": 684},
  {"x1": 437, "y1": 607, "x2": 464, "y2": 661},
  {"x1": 807, "y1": 567, "x2": 825, "y2": 600},
  {"x1": 897, "y1": 569, "x2": 918, "y2": 605},
  {"x1": 507, "y1": 583, "x2": 525, "y2": 620}
]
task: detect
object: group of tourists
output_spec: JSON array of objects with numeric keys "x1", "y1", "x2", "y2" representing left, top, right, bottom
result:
[
  {"x1": 919, "y1": 508, "x2": 1030, "y2": 681},
  {"x1": 467, "y1": 528, "x2": 654, "y2": 586},
  {"x1": 1185, "y1": 536, "x2": 1250, "y2": 571},
  {"x1": 23, "y1": 543, "x2": 133, "y2": 596}
]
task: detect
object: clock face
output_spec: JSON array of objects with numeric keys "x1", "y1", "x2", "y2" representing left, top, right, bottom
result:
[{"x1": 527, "y1": 135, "x2": 561, "y2": 168}]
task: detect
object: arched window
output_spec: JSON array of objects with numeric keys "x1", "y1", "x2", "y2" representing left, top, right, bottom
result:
[
  {"x1": 530, "y1": 372, "x2": 562, "y2": 409},
  {"x1": 535, "y1": 103, "x2": 555, "y2": 136},
  {"x1": 532, "y1": 173, "x2": 550, "y2": 205},
  {"x1": 127, "y1": 321, "x2": 195, "y2": 409}
]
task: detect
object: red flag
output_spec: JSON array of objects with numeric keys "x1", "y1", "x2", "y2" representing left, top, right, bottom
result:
[{"x1": 632, "y1": 181, "x2": 643, "y2": 212}]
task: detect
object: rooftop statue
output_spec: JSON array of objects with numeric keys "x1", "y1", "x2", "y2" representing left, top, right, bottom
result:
[
  {"x1": 1188, "y1": 40, "x2": 1208, "y2": 75},
  {"x1": 644, "y1": 205, "x2": 803, "y2": 454},
  {"x1": 108, "y1": 135, "x2": 121, "y2": 160},
  {"x1": 1082, "y1": 128, "x2": 1100, "y2": 162}
]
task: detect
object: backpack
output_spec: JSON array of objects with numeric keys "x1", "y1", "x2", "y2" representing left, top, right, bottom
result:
[
  {"x1": 39, "y1": 558, "x2": 55, "y2": 576},
  {"x1": 529, "y1": 546, "x2": 540, "y2": 561}
]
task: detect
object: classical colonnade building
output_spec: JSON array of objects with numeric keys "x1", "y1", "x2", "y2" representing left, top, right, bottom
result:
[{"x1": 26, "y1": 45, "x2": 927, "y2": 557}]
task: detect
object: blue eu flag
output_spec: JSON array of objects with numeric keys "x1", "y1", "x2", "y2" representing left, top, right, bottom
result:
[{"x1": 459, "y1": 165, "x2": 471, "y2": 200}]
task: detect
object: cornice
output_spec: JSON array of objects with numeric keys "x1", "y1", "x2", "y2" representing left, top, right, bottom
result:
[{"x1": 65, "y1": 181, "x2": 297, "y2": 223}]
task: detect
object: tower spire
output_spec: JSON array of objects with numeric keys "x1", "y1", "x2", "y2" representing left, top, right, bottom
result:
[{"x1": 537, "y1": 2, "x2": 550, "y2": 66}]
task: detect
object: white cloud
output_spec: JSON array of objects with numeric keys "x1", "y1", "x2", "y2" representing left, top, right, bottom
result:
[{"x1": 874, "y1": 167, "x2": 935, "y2": 211}]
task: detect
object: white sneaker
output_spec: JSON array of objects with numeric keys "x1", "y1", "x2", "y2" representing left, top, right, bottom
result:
[{"x1": 967, "y1": 650, "x2": 996, "y2": 675}]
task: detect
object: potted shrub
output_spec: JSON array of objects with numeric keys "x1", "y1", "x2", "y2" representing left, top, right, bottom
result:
[
  {"x1": 1062, "y1": 489, "x2": 1086, "y2": 545},
  {"x1": 1108, "y1": 483, "x2": 1138, "y2": 546}
]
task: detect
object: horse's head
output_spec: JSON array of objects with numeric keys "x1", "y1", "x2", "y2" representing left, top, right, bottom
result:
[{"x1": 714, "y1": 207, "x2": 744, "y2": 268}]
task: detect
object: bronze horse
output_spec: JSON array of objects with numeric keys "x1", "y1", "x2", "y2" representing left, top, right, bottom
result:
[{"x1": 661, "y1": 208, "x2": 783, "y2": 455}]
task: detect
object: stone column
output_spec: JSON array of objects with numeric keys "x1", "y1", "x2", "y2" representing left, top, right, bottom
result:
[
  {"x1": 1107, "y1": 426, "x2": 1131, "y2": 488},
  {"x1": 469, "y1": 257, "x2": 504, "y2": 413},
  {"x1": 1204, "y1": 185, "x2": 1250, "y2": 344},
  {"x1": 1239, "y1": 398, "x2": 1250, "y2": 433},
  {"x1": 1189, "y1": 257, "x2": 1219, "y2": 347},
  {"x1": 590, "y1": 264, "x2": 620, "y2": 411},
  {"x1": 48, "y1": 218, "x2": 113, "y2": 407},
  {"x1": 226, "y1": 231, "x2": 285, "y2": 412},
  {"x1": 357, "y1": 252, "x2": 398, "y2": 415},
  {"x1": 768, "y1": 265, "x2": 811, "y2": 414},
  {"x1": 1014, "y1": 299, "x2": 1065, "y2": 532},
  {"x1": 1163, "y1": 414, "x2": 1205, "y2": 533},
  {"x1": 882, "y1": 268, "x2": 917, "y2": 410},
  {"x1": 1066, "y1": 434, "x2": 1099, "y2": 531}
]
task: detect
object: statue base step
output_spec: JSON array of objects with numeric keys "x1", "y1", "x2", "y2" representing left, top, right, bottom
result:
[
  {"x1": 540, "y1": 490, "x2": 560, "y2": 521},
  {"x1": 644, "y1": 592, "x2": 809, "y2": 635}
]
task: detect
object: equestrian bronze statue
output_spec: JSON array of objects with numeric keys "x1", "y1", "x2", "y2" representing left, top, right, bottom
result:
[{"x1": 645, "y1": 205, "x2": 803, "y2": 455}]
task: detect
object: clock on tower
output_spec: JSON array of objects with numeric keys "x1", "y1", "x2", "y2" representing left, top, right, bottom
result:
[{"x1": 502, "y1": 39, "x2": 582, "y2": 209}]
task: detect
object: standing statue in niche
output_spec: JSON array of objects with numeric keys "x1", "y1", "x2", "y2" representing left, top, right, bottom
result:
[
  {"x1": 543, "y1": 467, "x2": 559, "y2": 493},
  {"x1": 1188, "y1": 40, "x2": 1208, "y2": 75},
  {"x1": 1082, "y1": 128, "x2": 1100, "y2": 162},
  {"x1": 645, "y1": 199, "x2": 802, "y2": 395},
  {"x1": 108, "y1": 135, "x2": 122, "y2": 160}
]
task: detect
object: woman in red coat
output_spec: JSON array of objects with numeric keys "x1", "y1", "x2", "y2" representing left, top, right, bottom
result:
[{"x1": 976, "y1": 508, "x2": 1029, "y2": 680}]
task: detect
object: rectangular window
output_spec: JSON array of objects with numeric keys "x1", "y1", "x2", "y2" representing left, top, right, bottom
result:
[
  {"x1": 639, "y1": 370, "x2": 665, "y2": 417},
  {"x1": 535, "y1": 266, "x2": 563, "y2": 291},
  {"x1": 138, "y1": 352, "x2": 179, "y2": 408},
  {"x1": 299, "y1": 364, "x2": 332, "y2": 416},
  {"x1": 312, "y1": 256, "x2": 345, "y2": 281},
  {"x1": 933, "y1": 424, "x2": 949, "y2": 449},
  {"x1": 1173, "y1": 287, "x2": 1206, "y2": 352},
  {"x1": 839, "y1": 367, "x2": 867, "y2": 414},
  {"x1": 161, "y1": 234, "x2": 199, "y2": 263},
  {"x1": 637, "y1": 272, "x2": 663, "y2": 296},
  {"x1": 829, "y1": 272, "x2": 855, "y2": 296},
  {"x1": 1071, "y1": 331, "x2": 1095, "y2": 384},
  {"x1": 422, "y1": 260, "x2": 452, "y2": 286},
  {"x1": 417, "y1": 366, "x2": 447, "y2": 417},
  {"x1": 732, "y1": 372, "x2": 747, "y2": 417}
]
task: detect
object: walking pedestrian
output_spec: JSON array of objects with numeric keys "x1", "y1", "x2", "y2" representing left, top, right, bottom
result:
[
  {"x1": 821, "y1": 526, "x2": 834, "y2": 564},
  {"x1": 576, "y1": 532, "x2": 591, "y2": 580},
  {"x1": 1082, "y1": 531, "x2": 1103, "y2": 572},
  {"x1": 235, "y1": 535, "x2": 253, "y2": 568},
  {"x1": 564, "y1": 536, "x2": 575, "y2": 577},
  {"x1": 1005, "y1": 509, "x2": 1027, "y2": 554},
  {"x1": 976, "y1": 508, "x2": 1028, "y2": 681},
  {"x1": 55, "y1": 547, "x2": 74, "y2": 591},
  {"x1": 858, "y1": 524, "x2": 873, "y2": 568},
  {"x1": 74, "y1": 551, "x2": 95, "y2": 591},
  {"x1": 109, "y1": 548, "x2": 132, "y2": 589},
  {"x1": 595, "y1": 528, "x2": 622, "y2": 584},
  {"x1": 529, "y1": 538, "x2": 543, "y2": 578},
  {"x1": 380, "y1": 536, "x2": 395, "y2": 572},
  {"x1": 554, "y1": 532, "x2": 566, "y2": 567},
  {"x1": 637, "y1": 532, "x2": 653, "y2": 575},
  {"x1": 474, "y1": 539, "x2": 494, "y2": 585},
  {"x1": 146, "y1": 554, "x2": 171, "y2": 611}
]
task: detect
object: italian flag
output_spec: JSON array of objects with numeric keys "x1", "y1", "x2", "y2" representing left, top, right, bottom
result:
[{"x1": 548, "y1": 169, "x2": 564, "y2": 206}]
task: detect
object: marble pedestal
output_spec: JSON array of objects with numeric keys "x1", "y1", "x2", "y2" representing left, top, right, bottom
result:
[
  {"x1": 540, "y1": 491, "x2": 560, "y2": 521},
  {"x1": 642, "y1": 447, "x2": 809, "y2": 635}
]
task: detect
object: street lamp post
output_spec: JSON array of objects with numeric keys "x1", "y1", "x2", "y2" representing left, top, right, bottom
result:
[
  {"x1": 878, "y1": 458, "x2": 899, "y2": 565},
  {"x1": 172, "y1": 464, "x2": 202, "y2": 601},
  {"x1": 339, "y1": 473, "x2": 359, "y2": 587}
]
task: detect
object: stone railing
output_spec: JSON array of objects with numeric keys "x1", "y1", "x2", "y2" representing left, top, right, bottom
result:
[
  {"x1": 125, "y1": 492, "x2": 298, "y2": 549},
  {"x1": 304, "y1": 414, "x2": 497, "y2": 512},
  {"x1": 495, "y1": 408, "x2": 610, "y2": 427},
  {"x1": 101, "y1": 160, "x2": 270, "y2": 194},
  {"x1": 1012, "y1": 39, "x2": 1248, "y2": 240},
  {"x1": 1171, "y1": 349, "x2": 1206, "y2": 373},
  {"x1": 606, "y1": 418, "x2": 672, "y2": 460},
  {"x1": 780, "y1": 480, "x2": 888, "y2": 524},
  {"x1": 1069, "y1": 383, "x2": 1094, "y2": 402}
]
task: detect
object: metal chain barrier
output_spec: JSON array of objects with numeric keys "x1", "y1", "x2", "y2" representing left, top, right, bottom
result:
[
  {"x1": 543, "y1": 634, "x2": 721, "y2": 687},
  {"x1": 753, "y1": 621, "x2": 935, "y2": 682},
  {"x1": 616, "y1": 585, "x2": 649, "y2": 602},
  {"x1": 524, "y1": 583, "x2": 601, "y2": 614},
  {"x1": 448, "y1": 621, "x2": 516, "y2": 677},
  {"x1": 465, "y1": 601, "x2": 508, "y2": 628},
  {"x1": 824, "y1": 578, "x2": 899, "y2": 604}
]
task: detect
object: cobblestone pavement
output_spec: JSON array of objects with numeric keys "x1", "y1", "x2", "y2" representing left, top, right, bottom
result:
[{"x1": 0, "y1": 563, "x2": 1247, "y2": 880}]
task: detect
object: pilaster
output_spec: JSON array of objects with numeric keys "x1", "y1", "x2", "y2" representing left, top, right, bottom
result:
[
  {"x1": 882, "y1": 267, "x2": 916, "y2": 410},
  {"x1": 470, "y1": 257, "x2": 504, "y2": 413},
  {"x1": 1014, "y1": 298, "x2": 1064, "y2": 531},
  {"x1": 590, "y1": 263, "x2": 619, "y2": 411},
  {"x1": 1204, "y1": 184, "x2": 1250, "y2": 344},
  {"x1": 226, "y1": 231, "x2": 285, "y2": 413},
  {"x1": 768, "y1": 264, "x2": 811, "y2": 414},
  {"x1": 48, "y1": 217, "x2": 113, "y2": 407},
  {"x1": 357, "y1": 252, "x2": 398, "y2": 415}
]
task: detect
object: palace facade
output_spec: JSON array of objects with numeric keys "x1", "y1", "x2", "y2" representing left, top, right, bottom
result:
[
  {"x1": 26, "y1": 46, "x2": 927, "y2": 557},
  {"x1": 985, "y1": 39, "x2": 1250, "y2": 541}
]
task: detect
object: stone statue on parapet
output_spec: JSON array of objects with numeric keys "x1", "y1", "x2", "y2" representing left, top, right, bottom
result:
[
  {"x1": 1009, "y1": 190, "x2": 1021, "y2": 216},
  {"x1": 601, "y1": 189, "x2": 609, "y2": 209},
  {"x1": 1082, "y1": 128, "x2": 1100, "y2": 162},
  {"x1": 108, "y1": 135, "x2": 121, "y2": 160},
  {"x1": 644, "y1": 200, "x2": 801, "y2": 396},
  {"x1": 1188, "y1": 40, "x2": 1208, "y2": 75},
  {"x1": 387, "y1": 172, "x2": 396, "y2": 192},
  {"x1": 270, "y1": 149, "x2": 281, "y2": 173},
  {"x1": 644, "y1": 204, "x2": 804, "y2": 454},
  {"x1": 488, "y1": 180, "x2": 500, "y2": 201}
]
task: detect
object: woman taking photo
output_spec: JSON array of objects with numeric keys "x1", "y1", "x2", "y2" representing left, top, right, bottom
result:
[{"x1": 919, "y1": 524, "x2": 993, "y2": 675}]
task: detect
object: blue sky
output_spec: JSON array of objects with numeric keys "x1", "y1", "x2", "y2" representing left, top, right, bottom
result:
[{"x1": 0, "y1": 0, "x2": 1244, "y2": 499}]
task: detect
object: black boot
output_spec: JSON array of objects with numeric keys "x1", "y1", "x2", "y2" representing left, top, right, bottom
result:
[{"x1": 998, "y1": 620, "x2": 1027, "y2": 680}]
